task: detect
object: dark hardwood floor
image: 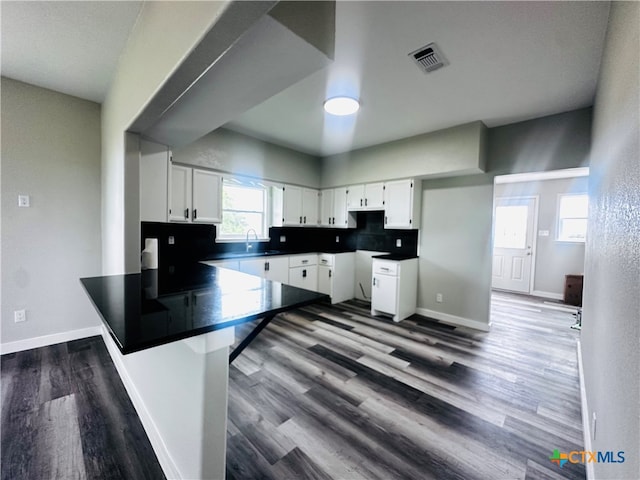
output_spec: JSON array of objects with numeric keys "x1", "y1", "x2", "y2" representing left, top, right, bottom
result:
[
  {"x1": 1, "y1": 292, "x2": 584, "y2": 480},
  {"x1": 226, "y1": 292, "x2": 585, "y2": 480},
  {"x1": 1, "y1": 336, "x2": 165, "y2": 480}
]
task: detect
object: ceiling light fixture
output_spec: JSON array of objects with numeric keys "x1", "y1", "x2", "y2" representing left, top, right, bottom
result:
[{"x1": 323, "y1": 96, "x2": 360, "y2": 116}]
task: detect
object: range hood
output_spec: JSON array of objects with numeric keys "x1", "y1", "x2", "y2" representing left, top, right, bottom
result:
[{"x1": 131, "y1": 1, "x2": 335, "y2": 148}]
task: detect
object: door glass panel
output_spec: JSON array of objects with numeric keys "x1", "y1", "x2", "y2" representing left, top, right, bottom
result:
[{"x1": 494, "y1": 205, "x2": 528, "y2": 249}]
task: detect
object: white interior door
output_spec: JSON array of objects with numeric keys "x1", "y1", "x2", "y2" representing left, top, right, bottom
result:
[{"x1": 492, "y1": 197, "x2": 536, "y2": 293}]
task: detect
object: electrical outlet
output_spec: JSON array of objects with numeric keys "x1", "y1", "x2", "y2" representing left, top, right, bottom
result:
[
  {"x1": 396, "y1": 239, "x2": 402, "y2": 247},
  {"x1": 336, "y1": 236, "x2": 340, "y2": 243},
  {"x1": 14, "y1": 309, "x2": 26, "y2": 323},
  {"x1": 168, "y1": 236, "x2": 175, "y2": 245},
  {"x1": 18, "y1": 195, "x2": 30, "y2": 207},
  {"x1": 592, "y1": 412, "x2": 597, "y2": 440},
  {"x1": 436, "y1": 293, "x2": 443, "y2": 303},
  {"x1": 280, "y1": 236, "x2": 286, "y2": 243}
]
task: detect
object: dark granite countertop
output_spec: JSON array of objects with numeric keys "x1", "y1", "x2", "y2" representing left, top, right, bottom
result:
[
  {"x1": 371, "y1": 253, "x2": 419, "y2": 261},
  {"x1": 200, "y1": 248, "x2": 356, "y2": 262},
  {"x1": 80, "y1": 264, "x2": 328, "y2": 354}
]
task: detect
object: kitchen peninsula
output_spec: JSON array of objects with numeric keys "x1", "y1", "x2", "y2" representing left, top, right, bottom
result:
[{"x1": 81, "y1": 263, "x2": 327, "y2": 479}]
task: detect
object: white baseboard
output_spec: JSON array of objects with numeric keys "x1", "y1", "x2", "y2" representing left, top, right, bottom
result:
[
  {"x1": 415, "y1": 308, "x2": 491, "y2": 332},
  {"x1": 1, "y1": 325, "x2": 102, "y2": 354},
  {"x1": 100, "y1": 327, "x2": 182, "y2": 480},
  {"x1": 577, "y1": 340, "x2": 595, "y2": 480},
  {"x1": 531, "y1": 290, "x2": 564, "y2": 301}
]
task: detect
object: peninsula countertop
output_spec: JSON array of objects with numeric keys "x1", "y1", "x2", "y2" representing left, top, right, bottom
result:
[{"x1": 81, "y1": 263, "x2": 328, "y2": 354}]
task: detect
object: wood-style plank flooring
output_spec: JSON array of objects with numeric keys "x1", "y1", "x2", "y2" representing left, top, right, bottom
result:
[
  {"x1": 227, "y1": 292, "x2": 585, "y2": 480},
  {"x1": 1, "y1": 336, "x2": 165, "y2": 480}
]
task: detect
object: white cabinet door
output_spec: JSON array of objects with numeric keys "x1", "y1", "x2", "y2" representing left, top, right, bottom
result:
[
  {"x1": 265, "y1": 256, "x2": 289, "y2": 283},
  {"x1": 201, "y1": 259, "x2": 240, "y2": 271},
  {"x1": 283, "y1": 185, "x2": 303, "y2": 225},
  {"x1": 365, "y1": 182, "x2": 385, "y2": 209},
  {"x1": 140, "y1": 140, "x2": 169, "y2": 223},
  {"x1": 333, "y1": 187, "x2": 354, "y2": 228},
  {"x1": 302, "y1": 188, "x2": 319, "y2": 226},
  {"x1": 240, "y1": 258, "x2": 268, "y2": 277},
  {"x1": 371, "y1": 274, "x2": 398, "y2": 314},
  {"x1": 320, "y1": 189, "x2": 334, "y2": 227},
  {"x1": 318, "y1": 265, "x2": 332, "y2": 295},
  {"x1": 169, "y1": 164, "x2": 192, "y2": 222},
  {"x1": 289, "y1": 265, "x2": 318, "y2": 291},
  {"x1": 192, "y1": 169, "x2": 222, "y2": 224},
  {"x1": 347, "y1": 184, "x2": 365, "y2": 209},
  {"x1": 384, "y1": 179, "x2": 413, "y2": 228}
]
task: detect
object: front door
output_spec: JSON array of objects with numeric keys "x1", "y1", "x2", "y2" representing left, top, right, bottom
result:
[{"x1": 492, "y1": 197, "x2": 536, "y2": 293}]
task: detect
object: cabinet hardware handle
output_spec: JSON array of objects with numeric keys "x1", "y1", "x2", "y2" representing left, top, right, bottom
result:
[
  {"x1": 381, "y1": 267, "x2": 389, "y2": 271},
  {"x1": 185, "y1": 208, "x2": 189, "y2": 219},
  {"x1": 328, "y1": 217, "x2": 331, "y2": 224},
  {"x1": 373, "y1": 277, "x2": 376, "y2": 286},
  {"x1": 302, "y1": 260, "x2": 308, "y2": 264},
  {"x1": 329, "y1": 270, "x2": 332, "y2": 278},
  {"x1": 302, "y1": 269, "x2": 307, "y2": 278},
  {"x1": 360, "y1": 198, "x2": 363, "y2": 207},
  {"x1": 193, "y1": 209, "x2": 197, "y2": 220},
  {"x1": 321, "y1": 259, "x2": 327, "y2": 264},
  {"x1": 304, "y1": 216, "x2": 306, "y2": 224},
  {"x1": 332, "y1": 217, "x2": 335, "y2": 225},
  {"x1": 385, "y1": 216, "x2": 387, "y2": 224},
  {"x1": 299, "y1": 216, "x2": 302, "y2": 224},
  {"x1": 365, "y1": 198, "x2": 368, "y2": 206}
]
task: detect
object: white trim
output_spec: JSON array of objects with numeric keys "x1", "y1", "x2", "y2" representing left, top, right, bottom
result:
[
  {"x1": 577, "y1": 340, "x2": 595, "y2": 480},
  {"x1": 0, "y1": 325, "x2": 102, "y2": 354},
  {"x1": 100, "y1": 327, "x2": 182, "y2": 480},
  {"x1": 416, "y1": 307, "x2": 491, "y2": 332},
  {"x1": 495, "y1": 167, "x2": 590, "y2": 184},
  {"x1": 531, "y1": 290, "x2": 564, "y2": 301}
]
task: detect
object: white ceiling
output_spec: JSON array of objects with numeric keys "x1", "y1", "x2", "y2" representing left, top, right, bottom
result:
[
  {"x1": 1, "y1": 1, "x2": 142, "y2": 103},
  {"x1": 0, "y1": 1, "x2": 610, "y2": 157},
  {"x1": 225, "y1": 1, "x2": 611, "y2": 156}
]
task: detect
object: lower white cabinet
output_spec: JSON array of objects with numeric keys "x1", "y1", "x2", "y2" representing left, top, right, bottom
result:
[
  {"x1": 288, "y1": 254, "x2": 318, "y2": 291},
  {"x1": 317, "y1": 252, "x2": 355, "y2": 303},
  {"x1": 371, "y1": 257, "x2": 418, "y2": 322},
  {"x1": 240, "y1": 256, "x2": 289, "y2": 283},
  {"x1": 200, "y1": 259, "x2": 240, "y2": 271}
]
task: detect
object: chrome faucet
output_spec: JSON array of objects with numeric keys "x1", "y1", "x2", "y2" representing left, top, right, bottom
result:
[{"x1": 245, "y1": 228, "x2": 259, "y2": 253}]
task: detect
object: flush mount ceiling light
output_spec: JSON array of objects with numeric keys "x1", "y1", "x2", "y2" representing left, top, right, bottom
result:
[{"x1": 323, "y1": 96, "x2": 360, "y2": 116}]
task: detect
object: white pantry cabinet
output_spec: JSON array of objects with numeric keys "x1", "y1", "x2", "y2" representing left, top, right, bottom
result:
[
  {"x1": 272, "y1": 185, "x2": 319, "y2": 227},
  {"x1": 320, "y1": 188, "x2": 356, "y2": 228},
  {"x1": 347, "y1": 182, "x2": 385, "y2": 210},
  {"x1": 383, "y1": 179, "x2": 421, "y2": 229},
  {"x1": 168, "y1": 164, "x2": 222, "y2": 224},
  {"x1": 140, "y1": 140, "x2": 170, "y2": 223}
]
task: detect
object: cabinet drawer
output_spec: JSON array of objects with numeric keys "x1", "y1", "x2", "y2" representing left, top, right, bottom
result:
[
  {"x1": 289, "y1": 254, "x2": 318, "y2": 268},
  {"x1": 318, "y1": 254, "x2": 334, "y2": 267},
  {"x1": 373, "y1": 261, "x2": 398, "y2": 276}
]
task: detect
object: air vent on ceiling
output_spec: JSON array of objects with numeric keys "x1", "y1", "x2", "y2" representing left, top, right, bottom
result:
[{"x1": 409, "y1": 42, "x2": 447, "y2": 74}]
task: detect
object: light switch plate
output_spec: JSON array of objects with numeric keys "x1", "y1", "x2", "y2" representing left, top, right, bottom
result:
[
  {"x1": 538, "y1": 230, "x2": 550, "y2": 237},
  {"x1": 18, "y1": 195, "x2": 30, "y2": 207}
]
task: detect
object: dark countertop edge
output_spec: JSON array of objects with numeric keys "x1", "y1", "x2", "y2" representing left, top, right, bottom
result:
[
  {"x1": 81, "y1": 276, "x2": 329, "y2": 355},
  {"x1": 200, "y1": 249, "x2": 357, "y2": 262},
  {"x1": 371, "y1": 254, "x2": 419, "y2": 261}
]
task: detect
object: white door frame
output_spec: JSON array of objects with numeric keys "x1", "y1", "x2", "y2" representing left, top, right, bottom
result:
[{"x1": 491, "y1": 195, "x2": 539, "y2": 295}]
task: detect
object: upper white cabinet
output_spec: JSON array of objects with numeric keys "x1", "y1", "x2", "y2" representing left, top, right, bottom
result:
[
  {"x1": 383, "y1": 179, "x2": 421, "y2": 229},
  {"x1": 272, "y1": 185, "x2": 319, "y2": 227},
  {"x1": 320, "y1": 187, "x2": 356, "y2": 228},
  {"x1": 140, "y1": 140, "x2": 170, "y2": 223},
  {"x1": 347, "y1": 182, "x2": 385, "y2": 210},
  {"x1": 169, "y1": 164, "x2": 222, "y2": 224}
]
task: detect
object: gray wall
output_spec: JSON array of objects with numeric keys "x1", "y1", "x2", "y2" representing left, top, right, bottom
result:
[
  {"x1": 418, "y1": 109, "x2": 592, "y2": 327},
  {"x1": 582, "y1": 2, "x2": 640, "y2": 478},
  {"x1": 172, "y1": 128, "x2": 322, "y2": 188},
  {"x1": 495, "y1": 177, "x2": 588, "y2": 296},
  {"x1": 321, "y1": 121, "x2": 487, "y2": 188},
  {"x1": 1, "y1": 78, "x2": 102, "y2": 344}
]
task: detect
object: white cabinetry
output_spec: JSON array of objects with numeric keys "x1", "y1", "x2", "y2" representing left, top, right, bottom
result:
[
  {"x1": 383, "y1": 179, "x2": 421, "y2": 229},
  {"x1": 169, "y1": 164, "x2": 222, "y2": 224},
  {"x1": 347, "y1": 183, "x2": 385, "y2": 210},
  {"x1": 320, "y1": 188, "x2": 356, "y2": 228},
  {"x1": 200, "y1": 259, "x2": 240, "y2": 271},
  {"x1": 371, "y1": 257, "x2": 418, "y2": 322},
  {"x1": 272, "y1": 185, "x2": 320, "y2": 227},
  {"x1": 240, "y1": 256, "x2": 289, "y2": 283},
  {"x1": 317, "y1": 253, "x2": 355, "y2": 304},
  {"x1": 288, "y1": 254, "x2": 318, "y2": 291},
  {"x1": 140, "y1": 140, "x2": 170, "y2": 223}
]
